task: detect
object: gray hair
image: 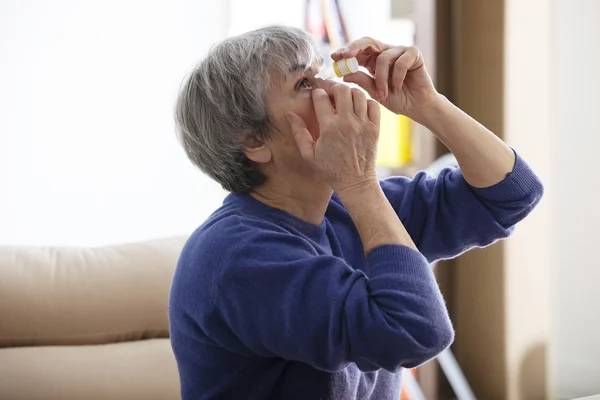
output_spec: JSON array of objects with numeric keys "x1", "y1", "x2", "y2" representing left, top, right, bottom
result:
[{"x1": 175, "y1": 25, "x2": 322, "y2": 193}]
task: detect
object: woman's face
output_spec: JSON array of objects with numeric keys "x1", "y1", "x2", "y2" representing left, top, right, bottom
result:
[
  {"x1": 269, "y1": 64, "x2": 335, "y2": 140},
  {"x1": 259, "y1": 64, "x2": 337, "y2": 182}
]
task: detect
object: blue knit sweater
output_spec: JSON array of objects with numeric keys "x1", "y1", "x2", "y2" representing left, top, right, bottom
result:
[{"x1": 169, "y1": 153, "x2": 543, "y2": 400}]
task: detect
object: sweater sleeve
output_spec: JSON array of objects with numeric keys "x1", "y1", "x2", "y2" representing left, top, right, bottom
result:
[
  {"x1": 203, "y1": 230, "x2": 454, "y2": 373},
  {"x1": 378, "y1": 151, "x2": 544, "y2": 262}
]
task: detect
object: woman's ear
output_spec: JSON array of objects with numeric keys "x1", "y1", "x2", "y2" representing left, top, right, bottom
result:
[{"x1": 243, "y1": 136, "x2": 272, "y2": 164}]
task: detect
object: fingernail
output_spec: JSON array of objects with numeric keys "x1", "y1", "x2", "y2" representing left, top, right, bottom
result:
[{"x1": 378, "y1": 90, "x2": 385, "y2": 100}]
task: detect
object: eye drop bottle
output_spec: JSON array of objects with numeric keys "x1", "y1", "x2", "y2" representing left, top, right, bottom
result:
[{"x1": 315, "y1": 57, "x2": 359, "y2": 79}]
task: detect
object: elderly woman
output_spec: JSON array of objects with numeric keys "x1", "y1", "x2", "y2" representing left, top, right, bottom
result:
[{"x1": 168, "y1": 26, "x2": 543, "y2": 400}]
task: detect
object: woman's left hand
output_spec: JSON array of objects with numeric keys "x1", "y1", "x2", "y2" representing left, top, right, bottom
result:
[{"x1": 331, "y1": 38, "x2": 440, "y2": 120}]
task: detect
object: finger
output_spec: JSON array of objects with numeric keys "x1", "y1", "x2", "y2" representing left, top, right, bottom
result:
[
  {"x1": 331, "y1": 84, "x2": 353, "y2": 115},
  {"x1": 374, "y1": 47, "x2": 406, "y2": 100},
  {"x1": 367, "y1": 100, "x2": 380, "y2": 125},
  {"x1": 343, "y1": 72, "x2": 377, "y2": 100},
  {"x1": 331, "y1": 46, "x2": 360, "y2": 61},
  {"x1": 285, "y1": 112, "x2": 315, "y2": 161},
  {"x1": 332, "y1": 37, "x2": 389, "y2": 65},
  {"x1": 391, "y1": 47, "x2": 422, "y2": 93},
  {"x1": 330, "y1": 47, "x2": 347, "y2": 61},
  {"x1": 343, "y1": 37, "x2": 388, "y2": 58},
  {"x1": 351, "y1": 88, "x2": 367, "y2": 119},
  {"x1": 332, "y1": 48, "x2": 377, "y2": 74},
  {"x1": 311, "y1": 88, "x2": 335, "y2": 125},
  {"x1": 391, "y1": 58, "x2": 408, "y2": 94}
]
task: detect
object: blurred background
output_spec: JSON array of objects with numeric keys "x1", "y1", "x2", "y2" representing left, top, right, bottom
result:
[{"x1": 0, "y1": 0, "x2": 598, "y2": 399}]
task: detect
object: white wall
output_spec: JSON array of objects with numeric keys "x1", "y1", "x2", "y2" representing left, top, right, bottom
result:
[
  {"x1": 0, "y1": 0, "x2": 229, "y2": 246},
  {"x1": 229, "y1": 0, "x2": 304, "y2": 34},
  {"x1": 228, "y1": 0, "x2": 404, "y2": 48},
  {"x1": 504, "y1": 1, "x2": 600, "y2": 397},
  {"x1": 504, "y1": 0, "x2": 552, "y2": 397},
  {"x1": 551, "y1": 0, "x2": 600, "y2": 398},
  {"x1": 0, "y1": 0, "x2": 410, "y2": 247}
]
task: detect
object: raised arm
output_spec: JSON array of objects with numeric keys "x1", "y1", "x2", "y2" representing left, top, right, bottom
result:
[
  {"x1": 332, "y1": 38, "x2": 543, "y2": 260},
  {"x1": 377, "y1": 154, "x2": 542, "y2": 262}
]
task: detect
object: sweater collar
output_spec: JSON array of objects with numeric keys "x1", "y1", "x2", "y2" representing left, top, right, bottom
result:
[{"x1": 225, "y1": 193, "x2": 328, "y2": 239}]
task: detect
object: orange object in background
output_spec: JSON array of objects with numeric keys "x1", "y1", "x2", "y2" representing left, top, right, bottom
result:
[{"x1": 400, "y1": 369, "x2": 417, "y2": 400}]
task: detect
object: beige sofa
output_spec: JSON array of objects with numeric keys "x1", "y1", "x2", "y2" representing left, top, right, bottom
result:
[{"x1": 0, "y1": 237, "x2": 187, "y2": 400}]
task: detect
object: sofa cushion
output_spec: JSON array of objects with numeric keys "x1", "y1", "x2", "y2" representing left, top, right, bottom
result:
[
  {"x1": 0, "y1": 338, "x2": 179, "y2": 400},
  {"x1": 0, "y1": 237, "x2": 187, "y2": 347}
]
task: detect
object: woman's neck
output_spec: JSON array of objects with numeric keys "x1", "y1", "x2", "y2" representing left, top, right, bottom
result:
[{"x1": 249, "y1": 177, "x2": 332, "y2": 226}]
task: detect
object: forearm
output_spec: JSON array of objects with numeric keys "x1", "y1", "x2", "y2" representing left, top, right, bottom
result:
[
  {"x1": 413, "y1": 95, "x2": 515, "y2": 188},
  {"x1": 337, "y1": 180, "x2": 417, "y2": 254}
]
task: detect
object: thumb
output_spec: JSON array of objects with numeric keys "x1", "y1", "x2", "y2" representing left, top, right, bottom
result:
[
  {"x1": 285, "y1": 112, "x2": 315, "y2": 161},
  {"x1": 344, "y1": 72, "x2": 378, "y2": 100}
]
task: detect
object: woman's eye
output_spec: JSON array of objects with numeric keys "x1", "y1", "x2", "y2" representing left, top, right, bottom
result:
[{"x1": 297, "y1": 78, "x2": 313, "y2": 90}]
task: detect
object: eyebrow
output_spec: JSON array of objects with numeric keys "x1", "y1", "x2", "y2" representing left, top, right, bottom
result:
[
  {"x1": 288, "y1": 58, "x2": 323, "y2": 75},
  {"x1": 279, "y1": 62, "x2": 321, "y2": 89},
  {"x1": 288, "y1": 64, "x2": 309, "y2": 75}
]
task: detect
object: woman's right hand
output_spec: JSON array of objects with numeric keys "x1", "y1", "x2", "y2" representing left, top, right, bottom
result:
[{"x1": 285, "y1": 85, "x2": 381, "y2": 193}]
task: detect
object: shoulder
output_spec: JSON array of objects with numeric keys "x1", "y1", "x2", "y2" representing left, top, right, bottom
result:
[
  {"x1": 171, "y1": 212, "x2": 311, "y2": 302},
  {"x1": 179, "y1": 212, "x2": 317, "y2": 277},
  {"x1": 171, "y1": 213, "x2": 321, "y2": 311}
]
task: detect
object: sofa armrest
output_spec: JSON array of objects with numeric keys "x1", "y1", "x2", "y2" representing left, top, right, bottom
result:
[{"x1": 0, "y1": 237, "x2": 187, "y2": 347}]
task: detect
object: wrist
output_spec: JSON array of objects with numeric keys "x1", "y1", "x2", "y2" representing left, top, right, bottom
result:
[
  {"x1": 335, "y1": 178, "x2": 381, "y2": 201},
  {"x1": 336, "y1": 178, "x2": 418, "y2": 253},
  {"x1": 409, "y1": 94, "x2": 454, "y2": 133},
  {"x1": 331, "y1": 169, "x2": 378, "y2": 195}
]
